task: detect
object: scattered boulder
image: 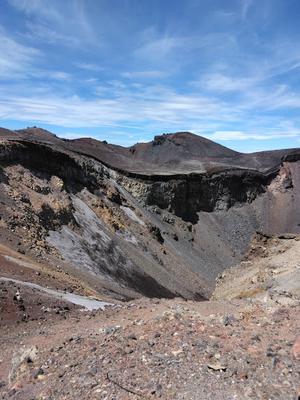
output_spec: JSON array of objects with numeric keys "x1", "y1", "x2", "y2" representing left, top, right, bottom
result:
[
  {"x1": 149, "y1": 225, "x2": 164, "y2": 244},
  {"x1": 9, "y1": 346, "x2": 38, "y2": 384}
]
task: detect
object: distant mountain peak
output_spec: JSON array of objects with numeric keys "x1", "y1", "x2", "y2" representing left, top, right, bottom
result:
[{"x1": 1, "y1": 126, "x2": 300, "y2": 175}]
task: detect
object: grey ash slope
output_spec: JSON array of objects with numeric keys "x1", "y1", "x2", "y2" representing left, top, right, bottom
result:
[{"x1": 1, "y1": 126, "x2": 300, "y2": 301}]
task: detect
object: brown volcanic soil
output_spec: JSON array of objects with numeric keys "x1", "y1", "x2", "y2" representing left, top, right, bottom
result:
[
  {"x1": 0, "y1": 244, "x2": 104, "y2": 299},
  {"x1": 0, "y1": 236, "x2": 300, "y2": 400}
]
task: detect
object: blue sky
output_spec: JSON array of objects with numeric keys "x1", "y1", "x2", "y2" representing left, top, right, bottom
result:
[{"x1": 1, "y1": 0, "x2": 300, "y2": 151}]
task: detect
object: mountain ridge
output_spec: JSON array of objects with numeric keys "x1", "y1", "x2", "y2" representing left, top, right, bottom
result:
[{"x1": 1, "y1": 126, "x2": 300, "y2": 176}]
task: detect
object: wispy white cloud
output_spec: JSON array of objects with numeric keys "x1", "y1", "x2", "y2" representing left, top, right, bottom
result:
[
  {"x1": 75, "y1": 62, "x2": 103, "y2": 72},
  {"x1": 121, "y1": 70, "x2": 167, "y2": 79},
  {"x1": 0, "y1": 79, "x2": 235, "y2": 129},
  {"x1": 194, "y1": 40, "x2": 300, "y2": 95},
  {"x1": 209, "y1": 128, "x2": 300, "y2": 141},
  {"x1": 0, "y1": 26, "x2": 40, "y2": 79},
  {"x1": 70, "y1": 0, "x2": 96, "y2": 43},
  {"x1": 31, "y1": 70, "x2": 72, "y2": 81},
  {"x1": 206, "y1": 119, "x2": 300, "y2": 143},
  {"x1": 197, "y1": 73, "x2": 255, "y2": 92},
  {"x1": 7, "y1": 0, "x2": 63, "y2": 23},
  {"x1": 134, "y1": 36, "x2": 185, "y2": 61},
  {"x1": 8, "y1": 0, "x2": 97, "y2": 46},
  {"x1": 241, "y1": 0, "x2": 253, "y2": 20},
  {"x1": 1, "y1": 77, "x2": 299, "y2": 144},
  {"x1": 1, "y1": 21, "x2": 299, "y2": 143},
  {"x1": 192, "y1": 44, "x2": 300, "y2": 114},
  {"x1": 23, "y1": 20, "x2": 79, "y2": 45},
  {"x1": 134, "y1": 31, "x2": 237, "y2": 64},
  {"x1": 236, "y1": 84, "x2": 300, "y2": 112},
  {"x1": 57, "y1": 131, "x2": 92, "y2": 140},
  {"x1": 0, "y1": 26, "x2": 74, "y2": 83}
]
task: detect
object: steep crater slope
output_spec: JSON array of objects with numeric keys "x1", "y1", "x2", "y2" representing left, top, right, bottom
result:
[
  {"x1": 0, "y1": 140, "x2": 208, "y2": 300},
  {"x1": 1, "y1": 128, "x2": 300, "y2": 301},
  {"x1": 116, "y1": 168, "x2": 272, "y2": 223}
]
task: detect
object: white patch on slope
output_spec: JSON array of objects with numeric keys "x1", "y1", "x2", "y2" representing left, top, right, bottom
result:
[
  {"x1": 120, "y1": 206, "x2": 145, "y2": 226},
  {"x1": 0, "y1": 277, "x2": 113, "y2": 311}
]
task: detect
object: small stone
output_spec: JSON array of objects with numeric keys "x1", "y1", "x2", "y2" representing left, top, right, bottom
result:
[
  {"x1": 292, "y1": 336, "x2": 300, "y2": 360},
  {"x1": 100, "y1": 325, "x2": 121, "y2": 335},
  {"x1": 127, "y1": 333, "x2": 137, "y2": 340},
  {"x1": 7, "y1": 388, "x2": 17, "y2": 397},
  {"x1": 33, "y1": 368, "x2": 44, "y2": 379},
  {"x1": 236, "y1": 370, "x2": 248, "y2": 380},
  {"x1": 266, "y1": 347, "x2": 276, "y2": 357},
  {"x1": 13, "y1": 291, "x2": 22, "y2": 302},
  {"x1": 207, "y1": 362, "x2": 227, "y2": 371},
  {"x1": 88, "y1": 367, "x2": 98, "y2": 376},
  {"x1": 172, "y1": 349, "x2": 183, "y2": 356},
  {"x1": 277, "y1": 348, "x2": 285, "y2": 357},
  {"x1": 223, "y1": 314, "x2": 235, "y2": 326}
]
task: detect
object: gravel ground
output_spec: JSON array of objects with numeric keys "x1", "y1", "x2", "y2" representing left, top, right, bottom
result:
[{"x1": 0, "y1": 292, "x2": 299, "y2": 400}]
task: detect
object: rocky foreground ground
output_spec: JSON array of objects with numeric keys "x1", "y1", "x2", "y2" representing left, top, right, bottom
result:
[
  {"x1": 1, "y1": 234, "x2": 300, "y2": 400},
  {"x1": 0, "y1": 291, "x2": 299, "y2": 400}
]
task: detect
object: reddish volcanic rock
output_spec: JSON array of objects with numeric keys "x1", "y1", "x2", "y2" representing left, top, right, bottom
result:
[{"x1": 292, "y1": 336, "x2": 300, "y2": 360}]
